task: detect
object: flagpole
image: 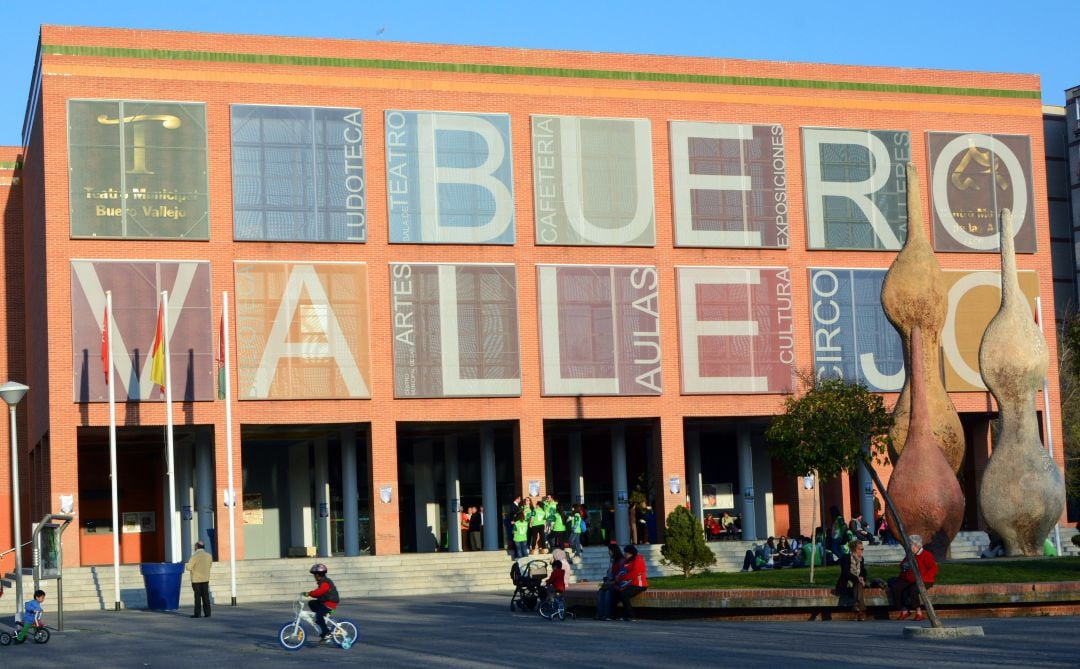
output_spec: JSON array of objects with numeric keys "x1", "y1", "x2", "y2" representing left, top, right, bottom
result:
[
  {"x1": 223, "y1": 291, "x2": 237, "y2": 605},
  {"x1": 161, "y1": 291, "x2": 179, "y2": 563},
  {"x1": 105, "y1": 292, "x2": 121, "y2": 610}
]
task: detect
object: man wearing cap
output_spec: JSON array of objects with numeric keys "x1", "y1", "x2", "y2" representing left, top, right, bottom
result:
[{"x1": 185, "y1": 540, "x2": 213, "y2": 618}]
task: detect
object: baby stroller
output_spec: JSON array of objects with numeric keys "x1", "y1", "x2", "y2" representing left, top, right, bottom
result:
[{"x1": 510, "y1": 559, "x2": 548, "y2": 612}]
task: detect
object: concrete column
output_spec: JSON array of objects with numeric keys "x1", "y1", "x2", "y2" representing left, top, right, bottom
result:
[
  {"x1": 516, "y1": 412, "x2": 545, "y2": 500},
  {"x1": 367, "y1": 420, "x2": 400, "y2": 554},
  {"x1": 195, "y1": 434, "x2": 215, "y2": 552},
  {"x1": 289, "y1": 443, "x2": 312, "y2": 551},
  {"x1": 444, "y1": 436, "x2": 461, "y2": 553},
  {"x1": 971, "y1": 419, "x2": 992, "y2": 531},
  {"x1": 481, "y1": 428, "x2": 498, "y2": 550},
  {"x1": 341, "y1": 427, "x2": 360, "y2": 556},
  {"x1": 176, "y1": 440, "x2": 193, "y2": 562},
  {"x1": 314, "y1": 438, "x2": 331, "y2": 557},
  {"x1": 413, "y1": 441, "x2": 438, "y2": 553},
  {"x1": 655, "y1": 417, "x2": 687, "y2": 543},
  {"x1": 568, "y1": 433, "x2": 584, "y2": 505},
  {"x1": 751, "y1": 436, "x2": 774, "y2": 539},
  {"x1": 611, "y1": 424, "x2": 630, "y2": 547},
  {"x1": 737, "y1": 425, "x2": 757, "y2": 541},
  {"x1": 686, "y1": 430, "x2": 703, "y2": 526}
]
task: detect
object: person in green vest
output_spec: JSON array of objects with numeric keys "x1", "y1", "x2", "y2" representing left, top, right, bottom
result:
[
  {"x1": 512, "y1": 511, "x2": 529, "y2": 559},
  {"x1": 528, "y1": 497, "x2": 546, "y2": 555},
  {"x1": 568, "y1": 505, "x2": 584, "y2": 557},
  {"x1": 541, "y1": 496, "x2": 557, "y2": 552},
  {"x1": 551, "y1": 503, "x2": 567, "y2": 551},
  {"x1": 802, "y1": 534, "x2": 825, "y2": 566}
]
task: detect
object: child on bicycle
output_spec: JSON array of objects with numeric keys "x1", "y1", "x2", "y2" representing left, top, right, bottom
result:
[
  {"x1": 303, "y1": 564, "x2": 339, "y2": 644},
  {"x1": 16, "y1": 590, "x2": 46, "y2": 641},
  {"x1": 545, "y1": 559, "x2": 566, "y2": 600}
]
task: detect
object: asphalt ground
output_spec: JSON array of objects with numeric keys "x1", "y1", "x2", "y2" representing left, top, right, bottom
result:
[{"x1": 2, "y1": 592, "x2": 1078, "y2": 668}]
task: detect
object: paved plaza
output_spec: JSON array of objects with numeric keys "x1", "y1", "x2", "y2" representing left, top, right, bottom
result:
[{"x1": 2, "y1": 592, "x2": 1077, "y2": 668}]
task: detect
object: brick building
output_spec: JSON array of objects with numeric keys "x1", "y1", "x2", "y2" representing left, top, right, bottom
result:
[{"x1": 0, "y1": 25, "x2": 1068, "y2": 569}]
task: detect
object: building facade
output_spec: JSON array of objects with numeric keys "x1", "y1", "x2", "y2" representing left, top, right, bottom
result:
[{"x1": 0, "y1": 25, "x2": 1069, "y2": 569}]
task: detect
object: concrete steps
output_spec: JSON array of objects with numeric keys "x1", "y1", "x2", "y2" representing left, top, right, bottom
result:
[{"x1": 39, "y1": 550, "x2": 518, "y2": 611}]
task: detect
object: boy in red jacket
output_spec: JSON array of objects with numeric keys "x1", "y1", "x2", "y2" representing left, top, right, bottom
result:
[{"x1": 304, "y1": 563, "x2": 340, "y2": 643}]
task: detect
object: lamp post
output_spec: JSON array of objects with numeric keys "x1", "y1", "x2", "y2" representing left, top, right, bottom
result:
[{"x1": 1, "y1": 381, "x2": 29, "y2": 618}]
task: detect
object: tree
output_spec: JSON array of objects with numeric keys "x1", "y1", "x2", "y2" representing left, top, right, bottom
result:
[
  {"x1": 1056, "y1": 312, "x2": 1080, "y2": 510},
  {"x1": 765, "y1": 375, "x2": 944, "y2": 629},
  {"x1": 659, "y1": 505, "x2": 716, "y2": 577}
]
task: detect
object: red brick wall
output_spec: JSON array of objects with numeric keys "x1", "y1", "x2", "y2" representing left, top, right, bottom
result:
[
  {"x1": 20, "y1": 25, "x2": 1061, "y2": 564},
  {"x1": 0, "y1": 149, "x2": 25, "y2": 572}
]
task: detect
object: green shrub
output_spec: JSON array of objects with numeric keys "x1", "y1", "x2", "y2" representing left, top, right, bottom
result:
[{"x1": 660, "y1": 506, "x2": 716, "y2": 577}]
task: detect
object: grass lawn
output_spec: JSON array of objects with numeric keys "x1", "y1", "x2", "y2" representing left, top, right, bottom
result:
[{"x1": 648, "y1": 557, "x2": 1080, "y2": 590}]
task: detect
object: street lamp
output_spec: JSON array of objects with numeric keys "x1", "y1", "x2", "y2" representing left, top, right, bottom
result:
[{"x1": 1, "y1": 381, "x2": 29, "y2": 619}]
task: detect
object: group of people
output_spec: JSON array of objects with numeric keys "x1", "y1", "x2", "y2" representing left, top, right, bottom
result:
[
  {"x1": 508, "y1": 494, "x2": 589, "y2": 559},
  {"x1": 739, "y1": 533, "x2": 841, "y2": 571},
  {"x1": 702, "y1": 511, "x2": 740, "y2": 541},
  {"x1": 459, "y1": 505, "x2": 486, "y2": 551},
  {"x1": 593, "y1": 543, "x2": 649, "y2": 621},
  {"x1": 834, "y1": 534, "x2": 938, "y2": 621}
]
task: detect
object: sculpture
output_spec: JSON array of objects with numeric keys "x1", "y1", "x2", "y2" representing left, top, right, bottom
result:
[
  {"x1": 886, "y1": 325, "x2": 965, "y2": 560},
  {"x1": 978, "y1": 209, "x2": 1066, "y2": 556},
  {"x1": 880, "y1": 163, "x2": 964, "y2": 473}
]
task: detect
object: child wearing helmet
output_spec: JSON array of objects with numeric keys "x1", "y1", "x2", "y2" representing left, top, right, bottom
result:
[{"x1": 304, "y1": 563, "x2": 340, "y2": 643}]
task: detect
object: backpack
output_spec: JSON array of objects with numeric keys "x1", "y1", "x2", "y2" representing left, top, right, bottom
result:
[{"x1": 579, "y1": 514, "x2": 587, "y2": 533}]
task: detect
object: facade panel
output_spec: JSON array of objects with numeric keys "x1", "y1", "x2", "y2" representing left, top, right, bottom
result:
[
  {"x1": 68, "y1": 100, "x2": 209, "y2": 239},
  {"x1": 533, "y1": 115, "x2": 655, "y2": 246},
  {"x1": 234, "y1": 261, "x2": 371, "y2": 399},
  {"x1": 538, "y1": 264, "x2": 661, "y2": 396},
  {"x1": 928, "y1": 132, "x2": 1035, "y2": 253},
  {"x1": 942, "y1": 270, "x2": 1040, "y2": 391},
  {"x1": 71, "y1": 260, "x2": 214, "y2": 401},
  {"x1": 802, "y1": 128, "x2": 910, "y2": 250},
  {"x1": 678, "y1": 266, "x2": 795, "y2": 393},
  {"x1": 385, "y1": 110, "x2": 514, "y2": 244},
  {"x1": 670, "y1": 122, "x2": 789, "y2": 248},
  {"x1": 391, "y1": 263, "x2": 520, "y2": 398},
  {"x1": 231, "y1": 105, "x2": 367, "y2": 242},
  {"x1": 808, "y1": 268, "x2": 904, "y2": 391}
]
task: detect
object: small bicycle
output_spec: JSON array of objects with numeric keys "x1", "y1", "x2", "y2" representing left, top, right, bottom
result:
[
  {"x1": 0, "y1": 621, "x2": 50, "y2": 645},
  {"x1": 278, "y1": 596, "x2": 357, "y2": 651},
  {"x1": 538, "y1": 591, "x2": 575, "y2": 621}
]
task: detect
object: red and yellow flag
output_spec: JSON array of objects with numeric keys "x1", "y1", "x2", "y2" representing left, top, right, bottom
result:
[
  {"x1": 217, "y1": 306, "x2": 226, "y2": 400},
  {"x1": 101, "y1": 306, "x2": 110, "y2": 385},
  {"x1": 150, "y1": 302, "x2": 166, "y2": 391}
]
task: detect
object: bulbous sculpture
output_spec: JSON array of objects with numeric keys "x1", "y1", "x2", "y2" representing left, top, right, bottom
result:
[
  {"x1": 881, "y1": 163, "x2": 964, "y2": 473},
  {"x1": 978, "y1": 209, "x2": 1066, "y2": 556},
  {"x1": 886, "y1": 325, "x2": 965, "y2": 560}
]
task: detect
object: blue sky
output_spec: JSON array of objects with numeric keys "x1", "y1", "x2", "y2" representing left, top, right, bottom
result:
[{"x1": 1, "y1": 1, "x2": 1075, "y2": 146}]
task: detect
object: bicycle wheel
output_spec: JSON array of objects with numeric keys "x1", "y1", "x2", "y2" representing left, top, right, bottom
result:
[
  {"x1": 538, "y1": 598, "x2": 556, "y2": 620},
  {"x1": 278, "y1": 622, "x2": 306, "y2": 650},
  {"x1": 333, "y1": 620, "x2": 358, "y2": 649},
  {"x1": 0, "y1": 631, "x2": 11, "y2": 646},
  {"x1": 32, "y1": 627, "x2": 50, "y2": 644}
]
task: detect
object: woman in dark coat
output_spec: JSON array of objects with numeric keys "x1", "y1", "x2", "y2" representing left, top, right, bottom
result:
[{"x1": 835, "y1": 539, "x2": 872, "y2": 620}]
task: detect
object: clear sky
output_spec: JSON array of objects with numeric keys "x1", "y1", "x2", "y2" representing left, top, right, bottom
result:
[{"x1": 1, "y1": 1, "x2": 1075, "y2": 146}]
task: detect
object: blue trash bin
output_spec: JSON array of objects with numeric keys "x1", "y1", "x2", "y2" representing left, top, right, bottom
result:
[{"x1": 140, "y1": 562, "x2": 184, "y2": 610}]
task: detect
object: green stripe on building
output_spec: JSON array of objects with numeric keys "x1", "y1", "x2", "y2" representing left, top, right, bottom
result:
[{"x1": 42, "y1": 44, "x2": 1040, "y2": 100}]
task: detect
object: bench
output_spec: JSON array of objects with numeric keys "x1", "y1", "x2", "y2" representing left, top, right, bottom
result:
[{"x1": 561, "y1": 581, "x2": 1080, "y2": 621}]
